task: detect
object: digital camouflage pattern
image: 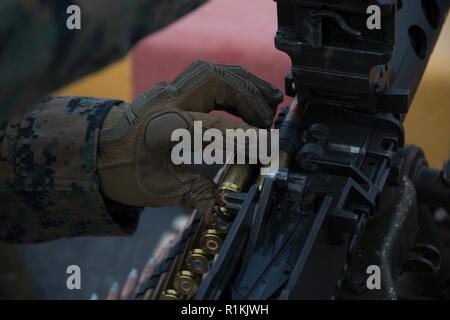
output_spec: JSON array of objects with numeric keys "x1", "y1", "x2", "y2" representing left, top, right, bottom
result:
[
  {"x1": 0, "y1": 0, "x2": 208, "y2": 125},
  {"x1": 0, "y1": 0, "x2": 208, "y2": 242},
  {"x1": 0, "y1": 96, "x2": 141, "y2": 243}
]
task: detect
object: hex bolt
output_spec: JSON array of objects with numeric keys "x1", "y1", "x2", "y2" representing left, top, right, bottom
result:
[
  {"x1": 304, "y1": 123, "x2": 331, "y2": 146},
  {"x1": 295, "y1": 143, "x2": 325, "y2": 172}
]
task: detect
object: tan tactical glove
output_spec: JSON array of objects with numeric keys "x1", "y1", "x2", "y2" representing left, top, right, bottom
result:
[{"x1": 97, "y1": 61, "x2": 283, "y2": 214}]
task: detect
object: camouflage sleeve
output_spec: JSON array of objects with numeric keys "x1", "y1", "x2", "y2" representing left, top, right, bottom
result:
[
  {"x1": 0, "y1": 96, "x2": 142, "y2": 243},
  {"x1": 0, "y1": 0, "x2": 207, "y2": 124}
]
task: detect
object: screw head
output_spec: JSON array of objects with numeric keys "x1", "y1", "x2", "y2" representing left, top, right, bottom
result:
[
  {"x1": 295, "y1": 143, "x2": 325, "y2": 172},
  {"x1": 304, "y1": 123, "x2": 330, "y2": 146}
]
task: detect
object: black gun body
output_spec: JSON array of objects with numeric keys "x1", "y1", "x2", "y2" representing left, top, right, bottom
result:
[
  {"x1": 138, "y1": 1, "x2": 450, "y2": 300},
  {"x1": 392, "y1": 0, "x2": 449, "y2": 107},
  {"x1": 195, "y1": 0, "x2": 449, "y2": 300}
]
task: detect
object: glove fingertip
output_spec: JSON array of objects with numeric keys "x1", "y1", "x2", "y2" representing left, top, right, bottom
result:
[{"x1": 266, "y1": 90, "x2": 284, "y2": 108}]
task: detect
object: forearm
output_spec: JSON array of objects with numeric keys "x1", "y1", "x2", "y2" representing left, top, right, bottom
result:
[{"x1": 0, "y1": 96, "x2": 141, "y2": 243}]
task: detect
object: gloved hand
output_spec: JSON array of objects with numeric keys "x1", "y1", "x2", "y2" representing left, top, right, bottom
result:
[{"x1": 97, "y1": 61, "x2": 283, "y2": 214}]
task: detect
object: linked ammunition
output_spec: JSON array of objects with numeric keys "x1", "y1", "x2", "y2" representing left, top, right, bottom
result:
[
  {"x1": 160, "y1": 289, "x2": 181, "y2": 300},
  {"x1": 185, "y1": 248, "x2": 211, "y2": 274},
  {"x1": 200, "y1": 229, "x2": 224, "y2": 255},
  {"x1": 174, "y1": 270, "x2": 201, "y2": 296}
]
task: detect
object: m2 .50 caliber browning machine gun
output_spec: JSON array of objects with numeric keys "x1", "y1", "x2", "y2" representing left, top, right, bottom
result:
[{"x1": 137, "y1": 0, "x2": 450, "y2": 300}]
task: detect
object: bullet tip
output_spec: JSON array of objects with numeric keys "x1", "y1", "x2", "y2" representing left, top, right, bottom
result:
[{"x1": 128, "y1": 268, "x2": 138, "y2": 278}]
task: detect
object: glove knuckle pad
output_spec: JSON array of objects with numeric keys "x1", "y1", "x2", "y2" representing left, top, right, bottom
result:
[
  {"x1": 145, "y1": 112, "x2": 190, "y2": 151},
  {"x1": 132, "y1": 83, "x2": 170, "y2": 116}
]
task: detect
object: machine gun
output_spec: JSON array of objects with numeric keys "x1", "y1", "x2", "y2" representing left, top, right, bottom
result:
[{"x1": 137, "y1": 0, "x2": 450, "y2": 300}]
